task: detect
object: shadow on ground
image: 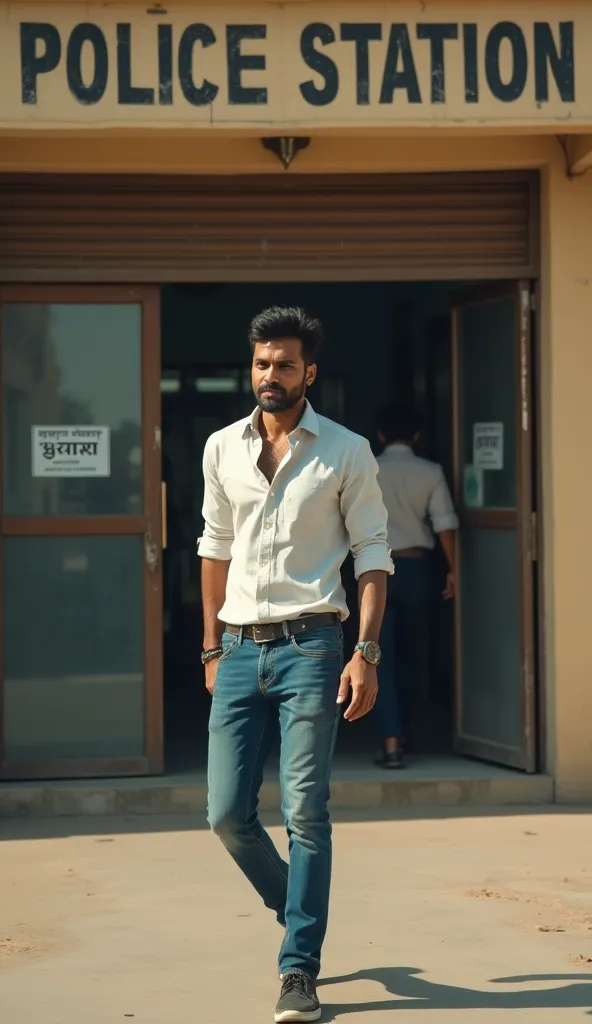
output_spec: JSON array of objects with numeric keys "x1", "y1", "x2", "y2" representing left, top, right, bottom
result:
[{"x1": 319, "y1": 967, "x2": 592, "y2": 1017}]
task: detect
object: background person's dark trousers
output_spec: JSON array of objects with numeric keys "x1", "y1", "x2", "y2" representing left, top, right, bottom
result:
[{"x1": 375, "y1": 558, "x2": 433, "y2": 748}]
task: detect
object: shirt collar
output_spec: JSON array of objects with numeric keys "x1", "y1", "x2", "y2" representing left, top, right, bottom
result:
[
  {"x1": 243, "y1": 399, "x2": 320, "y2": 440},
  {"x1": 382, "y1": 443, "x2": 413, "y2": 456}
]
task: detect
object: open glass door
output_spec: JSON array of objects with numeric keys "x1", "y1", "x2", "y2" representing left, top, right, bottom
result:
[
  {"x1": 0, "y1": 286, "x2": 163, "y2": 779},
  {"x1": 452, "y1": 282, "x2": 536, "y2": 771}
]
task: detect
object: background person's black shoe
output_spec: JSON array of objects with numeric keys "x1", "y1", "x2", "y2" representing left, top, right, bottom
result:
[
  {"x1": 374, "y1": 748, "x2": 405, "y2": 769},
  {"x1": 274, "y1": 972, "x2": 321, "y2": 1022}
]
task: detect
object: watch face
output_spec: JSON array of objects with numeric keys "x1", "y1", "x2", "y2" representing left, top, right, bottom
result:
[{"x1": 362, "y1": 642, "x2": 381, "y2": 665}]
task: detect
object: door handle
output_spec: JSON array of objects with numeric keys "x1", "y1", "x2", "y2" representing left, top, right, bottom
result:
[{"x1": 161, "y1": 481, "x2": 167, "y2": 550}]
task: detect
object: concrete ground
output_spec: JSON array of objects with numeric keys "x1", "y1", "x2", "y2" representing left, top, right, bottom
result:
[{"x1": 1, "y1": 808, "x2": 592, "y2": 1023}]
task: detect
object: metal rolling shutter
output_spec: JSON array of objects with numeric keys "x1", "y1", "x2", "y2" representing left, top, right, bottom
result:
[{"x1": 0, "y1": 172, "x2": 538, "y2": 282}]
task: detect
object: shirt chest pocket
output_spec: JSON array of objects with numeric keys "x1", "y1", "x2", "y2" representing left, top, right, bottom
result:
[{"x1": 283, "y1": 472, "x2": 338, "y2": 526}]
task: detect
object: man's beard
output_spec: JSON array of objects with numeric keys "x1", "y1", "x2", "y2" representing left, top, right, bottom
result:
[{"x1": 255, "y1": 377, "x2": 306, "y2": 413}]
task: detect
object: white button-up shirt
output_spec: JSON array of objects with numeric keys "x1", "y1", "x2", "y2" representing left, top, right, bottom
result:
[
  {"x1": 376, "y1": 444, "x2": 459, "y2": 552},
  {"x1": 198, "y1": 402, "x2": 393, "y2": 625}
]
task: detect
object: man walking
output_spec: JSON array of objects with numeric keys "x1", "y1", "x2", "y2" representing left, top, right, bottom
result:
[
  {"x1": 198, "y1": 307, "x2": 392, "y2": 1022},
  {"x1": 374, "y1": 404, "x2": 458, "y2": 769}
]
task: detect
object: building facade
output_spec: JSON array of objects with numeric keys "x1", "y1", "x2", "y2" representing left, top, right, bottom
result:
[{"x1": 1, "y1": 0, "x2": 591, "y2": 801}]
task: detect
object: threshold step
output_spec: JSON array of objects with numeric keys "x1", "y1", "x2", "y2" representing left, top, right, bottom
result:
[{"x1": 0, "y1": 757, "x2": 554, "y2": 819}]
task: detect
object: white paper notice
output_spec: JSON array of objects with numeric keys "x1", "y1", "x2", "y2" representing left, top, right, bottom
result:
[
  {"x1": 32, "y1": 426, "x2": 111, "y2": 477},
  {"x1": 473, "y1": 423, "x2": 504, "y2": 470}
]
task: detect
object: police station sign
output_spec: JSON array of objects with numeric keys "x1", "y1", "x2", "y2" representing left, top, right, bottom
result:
[{"x1": 0, "y1": 2, "x2": 590, "y2": 129}]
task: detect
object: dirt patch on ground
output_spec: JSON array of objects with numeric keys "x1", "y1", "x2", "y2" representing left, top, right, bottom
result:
[
  {"x1": 468, "y1": 888, "x2": 523, "y2": 902},
  {"x1": 466, "y1": 886, "x2": 592, "y2": 936},
  {"x1": 0, "y1": 932, "x2": 61, "y2": 964},
  {"x1": 569, "y1": 953, "x2": 592, "y2": 967}
]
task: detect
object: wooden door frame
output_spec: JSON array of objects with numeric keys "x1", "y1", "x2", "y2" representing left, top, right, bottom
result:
[
  {"x1": 0, "y1": 284, "x2": 163, "y2": 779},
  {"x1": 451, "y1": 280, "x2": 537, "y2": 771},
  {"x1": 532, "y1": 280, "x2": 546, "y2": 773}
]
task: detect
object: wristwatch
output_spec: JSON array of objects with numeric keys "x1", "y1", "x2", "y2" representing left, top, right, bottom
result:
[{"x1": 354, "y1": 641, "x2": 382, "y2": 666}]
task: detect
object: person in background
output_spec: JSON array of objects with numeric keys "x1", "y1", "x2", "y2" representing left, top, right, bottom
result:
[{"x1": 374, "y1": 404, "x2": 459, "y2": 769}]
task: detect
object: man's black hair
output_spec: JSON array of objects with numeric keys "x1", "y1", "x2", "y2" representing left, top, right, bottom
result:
[
  {"x1": 377, "y1": 404, "x2": 423, "y2": 445},
  {"x1": 248, "y1": 306, "x2": 324, "y2": 363}
]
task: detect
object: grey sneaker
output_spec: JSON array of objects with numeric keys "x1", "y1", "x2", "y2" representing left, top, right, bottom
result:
[{"x1": 274, "y1": 973, "x2": 321, "y2": 1022}]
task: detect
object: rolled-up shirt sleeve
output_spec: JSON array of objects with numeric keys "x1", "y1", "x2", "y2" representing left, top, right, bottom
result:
[
  {"x1": 197, "y1": 436, "x2": 234, "y2": 561},
  {"x1": 429, "y1": 466, "x2": 459, "y2": 534},
  {"x1": 340, "y1": 439, "x2": 394, "y2": 580}
]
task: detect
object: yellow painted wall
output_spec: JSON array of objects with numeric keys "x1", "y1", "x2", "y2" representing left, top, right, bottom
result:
[
  {"x1": 0, "y1": 130, "x2": 558, "y2": 174},
  {"x1": 1, "y1": 57, "x2": 592, "y2": 798},
  {"x1": 543, "y1": 159, "x2": 592, "y2": 802}
]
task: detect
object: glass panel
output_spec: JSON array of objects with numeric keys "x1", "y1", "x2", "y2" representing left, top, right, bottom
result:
[
  {"x1": 459, "y1": 299, "x2": 517, "y2": 509},
  {"x1": 2, "y1": 304, "x2": 142, "y2": 515},
  {"x1": 3, "y1": 536, "x2": 144, "y2": 760},
  {"x1": 459, "y1": 528, "x2": 522, "y2": 750}
]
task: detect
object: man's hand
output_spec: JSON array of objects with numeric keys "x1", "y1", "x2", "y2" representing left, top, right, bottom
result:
[
  {"x1": 337, "y1": 652, "x2": 378, "y2": 721},
  {"x1": 204, "y1": 658, "x2": 220, "y2": 696},
  {"x1": 442, "y1": 572, "x2": 456, "y2": 600}
]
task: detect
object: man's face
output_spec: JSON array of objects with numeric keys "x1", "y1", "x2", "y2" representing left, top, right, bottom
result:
[{"x1": 252, "y1": 339, "x2": 316, "y2": 413}]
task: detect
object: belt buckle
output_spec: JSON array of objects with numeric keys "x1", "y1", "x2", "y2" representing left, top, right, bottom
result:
[{"x1": 252, "y1": 624, "x2": 275, "y2": 644}]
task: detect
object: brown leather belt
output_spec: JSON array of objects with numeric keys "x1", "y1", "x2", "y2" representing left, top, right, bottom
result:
[
  {"x1": 225, "y1": 612, "x2": 340, "y2": 644},
  {"x1": 392, "y1": 547, "x2": 427, "y2": 558}
]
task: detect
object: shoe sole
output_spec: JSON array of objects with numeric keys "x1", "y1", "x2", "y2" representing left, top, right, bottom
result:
[{"x1": 274, "y1": 1010, "x2": 321, "y2": 1023}]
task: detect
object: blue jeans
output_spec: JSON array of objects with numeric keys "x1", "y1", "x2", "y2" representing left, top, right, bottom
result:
[
  {"x1": 375, "y1": 559, "x2": 433, "y2": 741},
  {"x1": 207, "y1": 625, "x2": 343, "y2": 979}
]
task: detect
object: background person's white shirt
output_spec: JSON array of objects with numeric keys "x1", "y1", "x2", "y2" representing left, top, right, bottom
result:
[
  {"x1": 376, "y1": 444, "x2": 459, "y2": 552},
  {"x1": 198, "y1": 401, "x2": 393, "y2": 625}
]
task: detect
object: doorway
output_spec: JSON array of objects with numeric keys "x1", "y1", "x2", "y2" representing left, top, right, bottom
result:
[
  {"x1": 159, "y1": 279, "x2": 537, "y2": 773},
  {"x1": 0, "y1": 277, "x2": 537, "y2": 779}
]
